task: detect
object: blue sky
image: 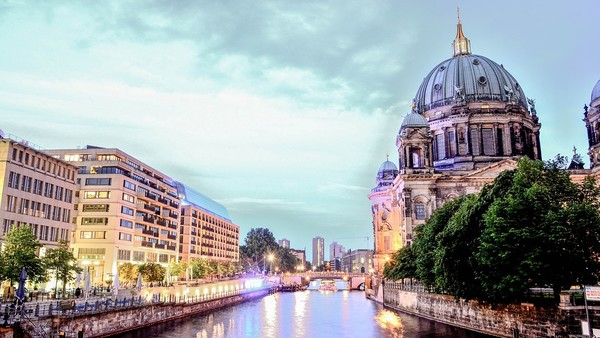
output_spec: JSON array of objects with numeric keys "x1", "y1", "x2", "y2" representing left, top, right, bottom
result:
[{"x1": 1, "y1": 1, "x2": 599, "y2": 260}]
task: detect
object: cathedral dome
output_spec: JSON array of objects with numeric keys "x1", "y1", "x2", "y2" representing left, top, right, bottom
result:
[
  {"x1": 414, "y1": 54, "x2": 527, "y2": 113},
  {"x1": 372, "y1": 158, "x2": 398, "y2": 193},
  {"x1": 413, "y1": 18, "x2": 527, "y2": 114},
  {"x1": 592, "y1": 79, "x2": 600, "y2": 103},
  {"x1": 400, "y1": 112, "x2": 429, "y2": 128}
]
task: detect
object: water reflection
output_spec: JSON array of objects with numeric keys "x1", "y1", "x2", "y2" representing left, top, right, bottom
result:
[{"x1": 112, "y1": 291, "x2": 494, "y2": 338}]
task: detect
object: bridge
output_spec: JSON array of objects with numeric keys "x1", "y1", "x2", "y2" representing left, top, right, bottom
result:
[{"x1": 280, "y1": 272, "x2": 369, "y2": 290}]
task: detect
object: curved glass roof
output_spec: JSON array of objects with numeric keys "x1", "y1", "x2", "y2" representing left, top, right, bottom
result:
[{"x1": 174, "y1": 181, "x2": 231, "y2": 222}]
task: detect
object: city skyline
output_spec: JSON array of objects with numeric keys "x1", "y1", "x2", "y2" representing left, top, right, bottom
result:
[{"x1": 2, "y1": 2, "x2": 599, "y2": 260}]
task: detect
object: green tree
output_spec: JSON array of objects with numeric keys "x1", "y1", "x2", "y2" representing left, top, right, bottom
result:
[
  {"x1": 383, "y1": 245, "x2": 417, "y2": 282},
  {"x1": 138, "y1": 262, "x2": 165, "y2": 283},
  {"x1": 412, "y1": 196, "x2": 467, "y2": 291},
  {"x1": 476, "y1": 158, "x2": 600, "y2": 302},
  {"x1": 44, "y1": 240, "x2": 82, "y2": 298},
  {"x1": 276, "y1": 247, "x2": 300, "y2": 273},
  {"x1": 240, "y1": 228, "x2": 278, "y2": 272},
  {"x1": 118, "y1": 262, "x2": 139, "y2": 284},
  {"x1": 0, "y1": 225, "x2": 47, "y2": 285}
]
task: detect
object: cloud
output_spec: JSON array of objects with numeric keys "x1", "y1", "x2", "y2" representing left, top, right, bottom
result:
[{"x1": 317, "y1": 182, "x2": 369, "y2": 193}]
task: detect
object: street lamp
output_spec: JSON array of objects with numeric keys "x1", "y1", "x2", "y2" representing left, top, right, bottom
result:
[{"x1": 268, "y1": 254, "x2": 274, "y2": 275}]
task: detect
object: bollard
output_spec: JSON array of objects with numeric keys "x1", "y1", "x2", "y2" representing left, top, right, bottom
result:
[{"x1": 34, "y1": 303, "x2": 39, "y2": 316}]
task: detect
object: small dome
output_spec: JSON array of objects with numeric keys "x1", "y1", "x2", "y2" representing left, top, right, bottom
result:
[
  {"x1": 401, "y1": 112, "x2": 429, "y2": 128},
  {"x1": 378, "y1": 160, "x2": 398, "y2": 174},
  {"x1": 591, "y1": 79, "x2": 600, "y2": 103}
]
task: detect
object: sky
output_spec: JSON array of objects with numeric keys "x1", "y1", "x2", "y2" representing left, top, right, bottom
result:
[{"x1": 1, "y1": 1, "x2": 599, "y2": 261}]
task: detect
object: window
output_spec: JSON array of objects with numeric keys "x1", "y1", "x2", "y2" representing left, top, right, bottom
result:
[
  {"x1": 81, "y1": 217, "x2": 108, "y2": 225},
  {"x1": 78, "y1": 248, "x2": 106, "y2": 260},
  {"x1": 82, "y1": 204, "x2": 109, "y2": 212},
  {"x1": 80, "y1": 231, "x2": 106, "y2": 239},
  {"x1": 120, "y1": 219, "x2": 133, "y2": 228},
  {"x1": 33, "y1": 179, "x2": 43, "y2": 195},
  {"x1": 44, "y1": 183, "x2": 54, "y2": 197},
  {"x1": 482, "y1": 128, "x2": 495, "y2": 155},
  {"x1": 133, "y1": 251, "x2": 145, "y2": 261},
  {"x1": 62, "y1": 209, "x2": 71, "y2": 223},
  {"x1": 64, "y1": 189, "x2": 73, "y2": 203},
  {"x1": 21, "y1": 176, "x2": 32, "y2": 192},
  {"x1": 121, "y1": 206, "x2": 134, "y2": 216},
  {"x1": 123, "y1": 180, "x2": 136, "y2": 191},
  {"x1": 415, "y1": 204, "x2": 426, "y2": 220},
  {"x1": 19, "y1": 199, "x2": 30, "y2": 215},
  {"x1": 122, "y1": 193, "x2": 135, "y2": 203},
  {"x1": 54, "y1": 186, "x2": 64, "y2": 200},
  {"x1": 85, "y1": 178, "x2": 111, "y2": 185},
  {"x1": 5, "y1": 195, "x2": 17, "y2": 212},
  {"x1": 31, "y1": 201, "x2": 41, "y2": 217},
  {"x1": 118, "y1": 249, "x2": 131, "y2": 260},
  {"x1": 84, "y1": 191, "x2": 110, "y2": 199},
  {"x1": 119, "y1": 233, "x2": 132, "y2": 241},
  {"x1": 159, "y1": 254, "x2": 169, "y2": 263},
  {"x1": 52, "y1": 207, "x2": 61, "y2": 221},
  {"x1": 435, "y1": 134, "x2": 445, "y2": 160},
  {"x1": 8, "y1": 172, "x2": 20, "y2": 189},
  {"x1": 97, "y1": 154, "x2": 120, "y2": 161},
  {"x1": 42, "y1": 204, "x2": 51, "y2": 219}
]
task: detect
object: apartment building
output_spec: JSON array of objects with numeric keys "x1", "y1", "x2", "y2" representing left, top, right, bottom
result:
[
  {"x1": 341, "y1": 249, "x2": 374, "y2": 274},
  {"x1": 46, "y1": 146, "x2": 180, "y2": 285},
  {"x1": 0, "y1": 136, "x2": 77, "y2": 252},
  {"x1": 176, "y1": 182, "x2": 239, "y2": 263}
]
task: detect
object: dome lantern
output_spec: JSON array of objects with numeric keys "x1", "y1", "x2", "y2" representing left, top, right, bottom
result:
[{"x1": 452, "y1": 8, "x2": 471, "y2": 56}]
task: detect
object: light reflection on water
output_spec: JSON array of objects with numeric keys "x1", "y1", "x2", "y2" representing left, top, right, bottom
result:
[{"x1": 112, "y1": 291, "x2": 494, "y2": 338}]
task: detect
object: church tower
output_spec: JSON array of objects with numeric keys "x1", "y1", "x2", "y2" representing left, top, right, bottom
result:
[{"x1": 397, "y1": 107, "x2": 434, "y2": 174}]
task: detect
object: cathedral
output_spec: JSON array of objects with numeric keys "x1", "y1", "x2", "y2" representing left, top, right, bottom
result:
[{"x1": 368, "y1": 17, "x2": 600, "y2": 275}]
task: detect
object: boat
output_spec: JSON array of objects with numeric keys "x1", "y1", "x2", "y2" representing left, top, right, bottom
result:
[{"x1": 318, "y1": 279, "x2": 337, "y2": 291}]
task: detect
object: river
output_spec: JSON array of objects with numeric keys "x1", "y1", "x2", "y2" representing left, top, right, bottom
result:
[{"x1": 112, "y1": 290, "x2": 495, "y2": 338}]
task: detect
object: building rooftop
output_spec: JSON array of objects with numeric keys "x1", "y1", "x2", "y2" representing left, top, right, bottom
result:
[{"x1": 174, "y1": 181, "x2": 232, "y2": 222}]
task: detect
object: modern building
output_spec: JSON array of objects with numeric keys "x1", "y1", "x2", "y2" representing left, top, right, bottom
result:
[
  {"x1": 176, "y1": 182, "x2": 239, "y2": 263},
  {"x1": 311, "y1": 236, "x2": 324, "y2": 268},
  {"x1": 0, "y1": 134, "x2": 77, "y2": 252},
  {"x1": 341, "y1": 249, "x2": 373, "y2": 274},
  {"x1": 278, "y1": 238, "x2": 290, "y2": 249},
  {"x1": 368, "y1": 18, "x2": 545, "y2": 274},
  {"x1": 290, "y1": 248, "x2": 306, "y2": 269},
  {"x1": 329, "y1": 241, "x2": 345, "y2": 261},
  {"x1": 46, "y1": 146, "x2": 181, "y2": 285}
]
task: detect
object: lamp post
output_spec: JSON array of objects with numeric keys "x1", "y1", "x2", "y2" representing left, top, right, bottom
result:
[{"x1": 268, "y1": 254, "x2": 274, "y2": 275}]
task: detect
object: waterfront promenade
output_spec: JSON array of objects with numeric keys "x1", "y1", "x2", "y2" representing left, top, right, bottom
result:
[{"x1": 1, "y1": 277, "x2": 273, "y2": 338}]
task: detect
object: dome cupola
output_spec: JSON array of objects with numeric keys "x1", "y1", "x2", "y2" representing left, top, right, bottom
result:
[
  {"x1": 372, "y1": 156, "x2": 398, "y2": 192},
  {"x1": 591, "y1": 79, "x2": 600, "y2": 104}
]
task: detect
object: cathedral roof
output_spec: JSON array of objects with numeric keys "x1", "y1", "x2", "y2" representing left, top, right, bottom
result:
[
  {"x1": 592, "y1": 79, "x2": 600, "y2": 103},
  {"x1": 413, "y1": 21, "x2": 527, "y2": 113}
]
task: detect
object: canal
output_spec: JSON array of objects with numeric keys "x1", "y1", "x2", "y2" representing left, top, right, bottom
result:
[{"x1": 112, "y1": 290, "x2": 495, "y2": 338}]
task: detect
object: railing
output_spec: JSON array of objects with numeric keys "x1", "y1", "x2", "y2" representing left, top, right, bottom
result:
[
  {"x1": 166, "y1": 245, "x2": 176, "y2": 251},
  {"x1": 141, "y1": 241, "x2": 154, "y2": 248}
]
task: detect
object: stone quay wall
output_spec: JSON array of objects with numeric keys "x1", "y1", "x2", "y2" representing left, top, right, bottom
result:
[
  {"x1": 21, "y1": 289, "x2": 270, "y2": 338},
  {"x1": 383, "y1": 284, "x2": 600, "y2": 338}
]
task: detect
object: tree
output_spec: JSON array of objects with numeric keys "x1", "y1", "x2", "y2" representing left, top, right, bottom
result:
[
  {"x1": 412, "y1": 196, "x2": 467, "y2": 291},
  {"x1": 44, "y1": 240, "x2": 81, "y2": 298},
  {"x1": 138, "y1": 262, "x2": 165, "y2": 283},
  {"x1": 383, "y1": 245, "x2": 417, "y2": 282},
  {"x1": 118, "y1": 263, "x2": 139, "y2": 284},
  {"x1": 275, "y1": 247, "x2": 300, "y2": 273},
  {"x1": 240, "y1": 228, "x2": 278, "y2": 272},
  {"x1": 0, "y1": 225, "x2": 47, "y2": 285},
  {"x1": 475, "y1": 158, "x2": 600, "y2": 302}
]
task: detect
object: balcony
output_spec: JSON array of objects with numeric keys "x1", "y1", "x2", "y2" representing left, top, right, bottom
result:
[
  {"x1": 155, "y1": 243, "x2": 165, "y2": 249},
  {"x1": 190, "y1": 249, "x2": 196, "y2": 254},
  {"x1": 168, "y1": 223, "x2": 177, "y2": 230},
  {"x1": 156, "y1": 218, "x2": 166, "y2": 226},
  {"x1": 143, "y1": 204, "x2": 157, "y2": 212},
  {"x1": 157, "y1": 196, "x2": 169, "y2": 205},
  {"x1": 141, "y1": 241, "x2": 154, "y2": 248},
  {"x1": 167, "y1": 245, "x2": 176, "y2": 251},
  {"x1": 167, "y1": 234, "x2": 177, "y2": 240},
  {"x1": 169, "y1": 201, "x2": 179, "y2": 209},
  {"x1": 142, "y1": 229, "x2": 157, "y2": 237}
]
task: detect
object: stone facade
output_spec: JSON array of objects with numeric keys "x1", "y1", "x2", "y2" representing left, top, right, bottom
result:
[{"x1": 383, "y1": 285, "x2": 600, "y2": 337}]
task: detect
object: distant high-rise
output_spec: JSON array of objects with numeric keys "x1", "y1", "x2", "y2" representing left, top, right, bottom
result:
[
  {"x1": 278, "y1": 238, "x2": 290, "y2": 249},
  {"x1": 329, "y1": 241, "x2": 345, "y2": 261},
  {"x1": 312, "y1": 236, "x2": 324, "y2": 268}
]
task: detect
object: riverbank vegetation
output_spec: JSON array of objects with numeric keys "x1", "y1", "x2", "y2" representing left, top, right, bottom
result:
[{"x1": 384, "y1": 157, "x2": 600, "y2": 304}]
